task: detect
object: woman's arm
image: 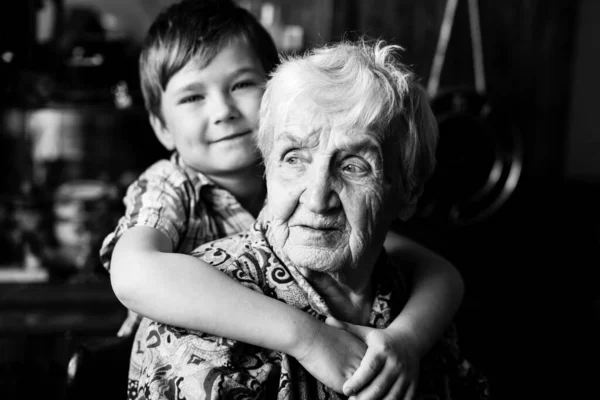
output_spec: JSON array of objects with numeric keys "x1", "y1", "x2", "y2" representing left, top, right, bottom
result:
[{"x1": 383, "y1": 230, "x2": 464, "y2": 355}]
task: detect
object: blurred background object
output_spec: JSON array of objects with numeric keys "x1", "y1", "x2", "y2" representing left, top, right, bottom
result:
[
  {"x1": 0, "y1": 0, "x2": 167, "y2": 282},
  {"x1": 415, "y1": 0, "x2": 523, "y2": 227}
]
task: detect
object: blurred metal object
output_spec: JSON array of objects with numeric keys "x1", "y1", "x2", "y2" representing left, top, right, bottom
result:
[
  {"x1": 418, "y1": 0, "x2": 523, "y2": 226},
  {"x1": 418, "y1": 89, "x2": 523, "y2": 226}
]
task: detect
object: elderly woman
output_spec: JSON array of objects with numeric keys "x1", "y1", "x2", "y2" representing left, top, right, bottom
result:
[{"x1": 134, "y1": 40, "x2": 489, "y2": 400}]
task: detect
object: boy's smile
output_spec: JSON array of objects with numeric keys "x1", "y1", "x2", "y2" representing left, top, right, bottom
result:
[
  {"x1": 210, "y1": 129, "x2": 253, "y2": 143},
  {"x1": 150, "y1": 38, "x2": 266, "y2": 178}
]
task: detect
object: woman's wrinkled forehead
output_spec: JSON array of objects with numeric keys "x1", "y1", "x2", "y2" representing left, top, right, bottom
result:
[
  {"x1": 273, "y1": 91, "x2": 384, "y2": 142},
  {"x1": 270, "y1": 102, "x2": 392, "y2": 173},
  {"x1": 278, "y1": 94, "x2": 325, "y2": 125}
]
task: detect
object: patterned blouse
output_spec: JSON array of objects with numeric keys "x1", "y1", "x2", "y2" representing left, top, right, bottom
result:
[
  {"x1": 128, "y1": 219, "x2": 491, "y2": 400},
  {"x1": 99, "y1": 151, "x2": 257, "y2": 336}
]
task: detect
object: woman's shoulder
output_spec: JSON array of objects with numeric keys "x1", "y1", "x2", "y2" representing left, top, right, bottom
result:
[{"x1": 191, "y1": 225, "x2": 272, "y2": 282}]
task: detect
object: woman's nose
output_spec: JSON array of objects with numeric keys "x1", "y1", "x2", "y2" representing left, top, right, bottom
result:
[
  {"x1": 211, "y1": 92, "x2": 239, "y2": 124},
  {"x1": 300, "y1": 164, "x2": 341, "y2": 214}
]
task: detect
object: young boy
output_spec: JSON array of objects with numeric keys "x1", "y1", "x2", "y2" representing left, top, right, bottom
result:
[{"x1": 101, "y1": 0, "x2": 464, "y2": 398}]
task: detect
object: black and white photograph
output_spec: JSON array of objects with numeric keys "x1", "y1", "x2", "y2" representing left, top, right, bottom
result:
[{"x1": 0, "y1": 1, "x2": 597, "y2": 399}]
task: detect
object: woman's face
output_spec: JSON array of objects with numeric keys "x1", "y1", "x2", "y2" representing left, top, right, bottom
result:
[{"x1": 263, "y1": 96, "x2": 404, "y2": 277}]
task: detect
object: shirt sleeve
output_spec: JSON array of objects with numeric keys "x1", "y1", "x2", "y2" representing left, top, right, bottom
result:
[
  {"x1": 134, "y1": 247, "x2": 277, "y2": 400},
  {"x1": 99, "y1": 160, "x2": 195, "y2": 271}
]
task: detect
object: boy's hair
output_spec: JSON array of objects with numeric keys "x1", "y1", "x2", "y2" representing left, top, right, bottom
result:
[
  {"x1": 258, "y1": 39, "x2": 438, "y2": 200},
  {"x1": 140, "y1": 0, "x2": 279, "y2": 122}
]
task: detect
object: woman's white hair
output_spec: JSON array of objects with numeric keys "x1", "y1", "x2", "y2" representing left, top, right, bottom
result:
[{"x1": 258, "y1": 39, "x2": 438, "y2": 199}]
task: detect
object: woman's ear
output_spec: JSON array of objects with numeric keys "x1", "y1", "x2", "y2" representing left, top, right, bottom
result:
[
  {"x1": 398, "y1": 186, "x2": 424, "y2": 221},
  {"x1": 149, "y1": 114, "x2": 175, "y2": 151}
]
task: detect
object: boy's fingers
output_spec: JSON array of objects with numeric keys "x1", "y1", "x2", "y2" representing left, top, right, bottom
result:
[
  {"x1": 325, "y1": 316, "x2": 345, "y2": 329},
  {"x1": 325, "y1": 316, "x2": 372, "y2": 341},
  {"x1": 343, "y1": 351, "x2": 385, "y2": 396},
  {"x1": 401, "y1": 382, "x2": 416, "y2": 400},
  {"x1": 349, "y1": 362, "x2": 396, "y2": 400},
  {"x1": 380, "y1": 376, "x2": 414, "y2": 400},
  {"x1": 380, "y1": 377, "x2": 404, "y2": 400}
]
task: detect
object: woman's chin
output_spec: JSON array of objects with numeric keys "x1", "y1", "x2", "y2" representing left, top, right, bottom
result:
[{"x1": 284, "y1": 246, "x2": 346, "y2": 273}]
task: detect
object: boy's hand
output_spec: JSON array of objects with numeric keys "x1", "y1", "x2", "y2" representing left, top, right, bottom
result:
[
  {"x1": 294, "y1": 321, "x2": 367, "y2": 393},
  {"x1": 326, "y1": 316, "x2": 420, "y2": 400}
]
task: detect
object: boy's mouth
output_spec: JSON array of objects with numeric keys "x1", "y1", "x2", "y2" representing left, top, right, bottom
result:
[{"x1": 213, "y1": 130, "x2": 252, "y2": 143}]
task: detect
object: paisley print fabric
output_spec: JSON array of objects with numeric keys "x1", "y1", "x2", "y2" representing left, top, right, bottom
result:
[{"x1": 127, "y1": 219, "x2": 491, "y2": 400}]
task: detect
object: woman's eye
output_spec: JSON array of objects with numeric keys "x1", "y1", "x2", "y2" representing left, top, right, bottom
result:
[
  {"x1": 284, "y1": 155, "x2": 299, "y2": 165},
  {"x1": 282, "y1": 151, "x2": 304, "y2": 166},
  {"x1": 341, "y1": 159, "x2": 370, "y2": 176},
  {"x1": 343, "y1": 164, "x2": 360, "y2": 173}
]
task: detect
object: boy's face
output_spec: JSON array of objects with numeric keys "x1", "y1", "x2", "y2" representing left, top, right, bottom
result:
[{"x1": 151, "y1": 38, "x2": 266, "y2": 177}]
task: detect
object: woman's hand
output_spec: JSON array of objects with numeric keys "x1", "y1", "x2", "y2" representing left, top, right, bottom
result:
[
  {"x1": 326, "y1": 316, "x2": 420, "y2": 400},
  {"x1": 294, "y1": 320, "x2": 367, "y2": 393}
]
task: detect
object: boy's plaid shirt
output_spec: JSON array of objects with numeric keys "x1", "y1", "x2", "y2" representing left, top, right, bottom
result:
[{"x1": 99, "y1": 152, "x2": 257, "y2": 337}]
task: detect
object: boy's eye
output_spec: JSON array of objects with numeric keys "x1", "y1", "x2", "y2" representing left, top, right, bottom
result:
[
  {"x1": 232, "y1": 80, "x2": 257, "y2": 91},
  {"x1": 180, "y1": 94, "x2": 204, "y2": 104}
]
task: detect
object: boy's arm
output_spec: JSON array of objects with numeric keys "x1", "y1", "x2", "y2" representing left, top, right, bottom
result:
[
  {"x1": 110, "y1": 225, "x2": 366, "y2": 393},
  {"x1": 337, "y1": 230, "x2": 464, "y2": 399},
  {"x1": 111, "y1": 226, "x2": 315, "y2": 353},
  {"x1": 383, "y1": 229, "x2": 464, "y2": 356}
]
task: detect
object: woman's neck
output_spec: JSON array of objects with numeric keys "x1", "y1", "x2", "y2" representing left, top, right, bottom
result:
[{"x1": 304, "y1": 268, "x2": 375, "y2": 325}]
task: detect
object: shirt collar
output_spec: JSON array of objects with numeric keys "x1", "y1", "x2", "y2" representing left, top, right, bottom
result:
[{"x1": 170, "y1": 151, "x2": 215, "y2": 188}]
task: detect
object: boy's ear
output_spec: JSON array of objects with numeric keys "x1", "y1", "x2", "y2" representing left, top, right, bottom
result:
[{"x1": 149, "y1": 114, "x2": 175, "y2": 151}]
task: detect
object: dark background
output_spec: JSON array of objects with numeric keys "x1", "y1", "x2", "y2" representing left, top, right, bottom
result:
[{"x1": 1, "y1": 0, "x2": 598, "y2": 399}]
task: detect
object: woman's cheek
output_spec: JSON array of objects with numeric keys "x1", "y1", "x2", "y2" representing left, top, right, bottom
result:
[
  {"x1": 267, "y1": 176, "x2": 300, "y2": 221},
  {"x1": 346, "y1": 183, "x2": 385, "y2": 218}
]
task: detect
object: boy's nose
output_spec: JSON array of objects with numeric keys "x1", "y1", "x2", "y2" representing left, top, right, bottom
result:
[
  {"x1": 211, "y1": 93, "x2": 239, "y2": 124},
  {"x1": 300, "y1": 164, "x2": 341, "y2": 214}
]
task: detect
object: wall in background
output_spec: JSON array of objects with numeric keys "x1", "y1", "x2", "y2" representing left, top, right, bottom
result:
[{"x1": 565, "y1": 0, "x2": 600, "y2": 183}]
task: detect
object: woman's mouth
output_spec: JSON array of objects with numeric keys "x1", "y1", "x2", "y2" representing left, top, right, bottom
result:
[{"x1": 298, "y1": 225, "x2": 338, "y2": 231}]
